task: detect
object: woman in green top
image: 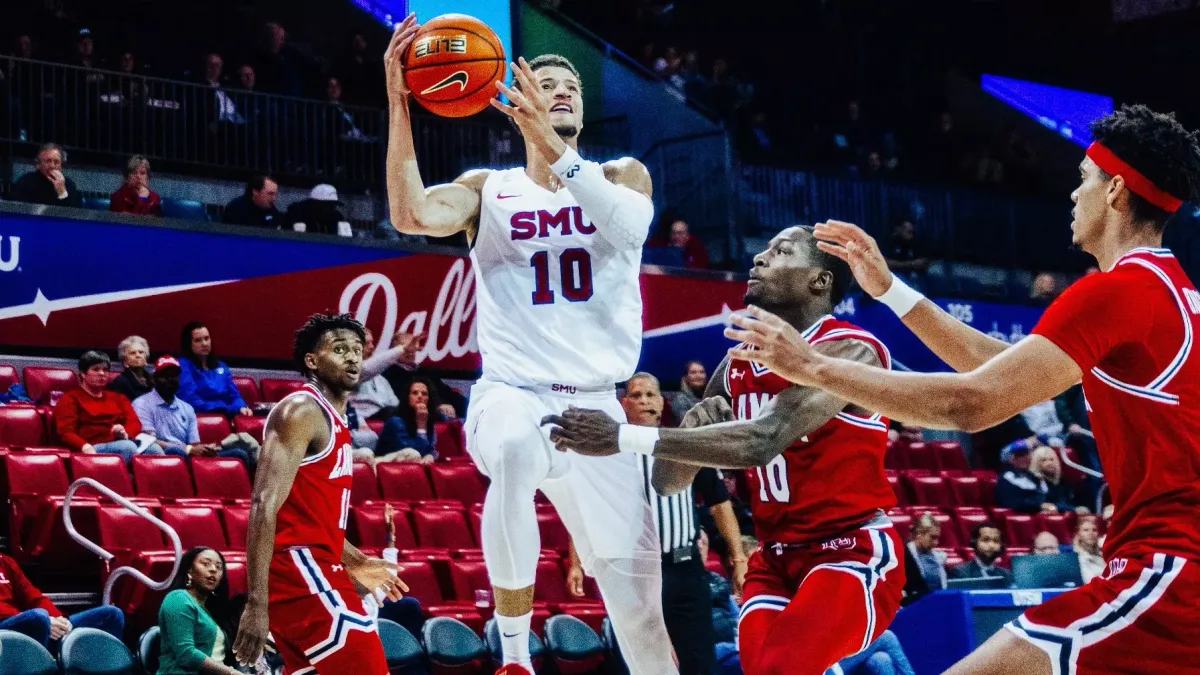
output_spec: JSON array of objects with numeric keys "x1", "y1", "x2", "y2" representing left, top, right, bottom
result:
[{"x1": 158, "y1": 547, "x2": 241, "y2": 675}]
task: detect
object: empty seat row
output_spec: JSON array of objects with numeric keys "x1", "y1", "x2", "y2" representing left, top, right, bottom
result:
[
  {"x1": 887, "y1": 472, "x2": 999, "y2": 508},
  {"x1": 884, "y1": 440, "x2": 970, "y2": 471},
  {"x1": 351, "y1": 459, "x2": 486, "y2": 507}
]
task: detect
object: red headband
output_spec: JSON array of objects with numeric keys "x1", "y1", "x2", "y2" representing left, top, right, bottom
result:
[{"x1": 1086, "y1": 141, "x2": 1183, "y2": 213}]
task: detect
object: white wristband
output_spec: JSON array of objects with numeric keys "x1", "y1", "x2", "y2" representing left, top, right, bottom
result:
[
  {"x1": 617, "y1": 424, "x2": 660, "y2": 455},
  {"x1": 550, "y1": 145, "x2": 583, "y2": 177},
  {"x1": 876, "y1": 275, "x2": 925, "y2": 318}
]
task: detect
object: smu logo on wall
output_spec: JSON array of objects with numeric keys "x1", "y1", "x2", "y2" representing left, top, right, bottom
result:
[{"x1": 0, "y1": 235, "x2": 19, "y2": 272}]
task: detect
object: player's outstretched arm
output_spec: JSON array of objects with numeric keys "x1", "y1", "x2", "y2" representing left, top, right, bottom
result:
[
  {"x1": 233, "y1": 397, "x2": 322, "y2": 666},
  {"x1": 814, "y1": 220, "x2": 1010, "y2": 372},
  {"x1": 651, "y1": 356, "x2": 732, "y2": 496},
  {"x1": 726, "y1": 305, "x2": 1082, "y2": 432},
  {"x1": 384, "y1": 16, "x2": 486, "y2": 238},
  {"x1": 545, "y1": 341, "x2": 880, "y2": 470}
]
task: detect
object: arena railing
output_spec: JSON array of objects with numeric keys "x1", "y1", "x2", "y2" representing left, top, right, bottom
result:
[{"x1": 63, "y1": 477, "x2": 183, "y2": 607}]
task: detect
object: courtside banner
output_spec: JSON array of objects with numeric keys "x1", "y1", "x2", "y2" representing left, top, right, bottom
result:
[{"x1": 0, "y1": 208, "x2": 1045, "y2": 377}]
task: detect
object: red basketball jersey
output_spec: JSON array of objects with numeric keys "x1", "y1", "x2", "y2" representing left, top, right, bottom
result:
[
  {"x1": 269, "y1": 383, "x2": 355, "y2": 558},
  {"x1": 1033, "y1": 247, "x2": 1200, "y2": 563},
  {"x1": 727, "y1": 315, "x2": 895, "y2": 543}
]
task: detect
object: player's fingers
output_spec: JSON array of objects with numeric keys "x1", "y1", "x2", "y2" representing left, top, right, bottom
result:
[
  {"x1": 728, "y1": 347, "x2": 759, "y2": 362},
  {"x1": 743, "y1": 304, "x2": 787, "y2": 327},
  {"x1": 812, "y1": 222, "x2": 850, "y2": 244},
  {"x1": 540, "y1": 414, "x2": 568, "y2": 427},
  {"x1": 509, "y1": 61, "x2": 534, "y2": 95},
  {"x1": 494, "y1": 81, "x2": 525, "y2": 106},
  {"x1": 723, "y1": 326, "x2": 766, "y2": 346},
  {"x1": 488, "y1": 98, "x2": 517, "y2": 117},
  {"x1": 815, "y1": 240, "x2": 851, "y2": 263}
]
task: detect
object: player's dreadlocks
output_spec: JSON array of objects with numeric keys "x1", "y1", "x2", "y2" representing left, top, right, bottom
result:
[
  {"x1": 292, "y1": 312, "x2": 365, "y2": 374},
  {"x1": 800, "y1": 225, "x2": 853, "y2": 306},
  {"x1": 1089, "y1": 104, "x2": 1200, "y2": 231}
]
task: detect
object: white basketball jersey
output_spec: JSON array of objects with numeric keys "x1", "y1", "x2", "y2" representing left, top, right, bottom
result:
[{"x1": 470, "y1": 167, "x2": 644, "y2": 388}]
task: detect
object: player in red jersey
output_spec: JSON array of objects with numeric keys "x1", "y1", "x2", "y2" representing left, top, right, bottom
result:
[
  {"x1": 726, "y1": 104, "x2": 1200, "y2": 675},
  {"x1": 233, "y1": 313, "x2": 409, "y2": 674},
  {"x1": 543, "y1": 226, "x2": 905, "y2": 675}
]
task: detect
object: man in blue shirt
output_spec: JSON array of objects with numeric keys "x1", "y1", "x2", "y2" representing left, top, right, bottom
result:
[{"x1": 133, "y1": 355, "x2": 251, "y2": 466}]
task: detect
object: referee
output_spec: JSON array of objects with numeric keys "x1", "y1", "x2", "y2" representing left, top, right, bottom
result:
[{"x1": 625, "y1": 372, "x2": 746, "y2": 675}]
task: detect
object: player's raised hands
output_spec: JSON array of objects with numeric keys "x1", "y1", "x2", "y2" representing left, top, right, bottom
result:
[
  {"x1": 383, "y1": 13, "x2": 420, "y2": 102},
  {"x1": 492, "y1": 58, "x2": 564, "y2": 159},
  {"x1": 726, "y1": 306, "x2": 822, "y2": 386},
  {"x1": 541, "y1": 406, "x2": 622, "y2": 456},
  {"x1": 812, "y1": 220, "x2": 893, "y2": 298}
]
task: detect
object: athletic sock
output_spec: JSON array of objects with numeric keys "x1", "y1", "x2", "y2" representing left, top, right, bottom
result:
[{"x1": 495, "y1": 610, "x2": 533, "y2": 668}]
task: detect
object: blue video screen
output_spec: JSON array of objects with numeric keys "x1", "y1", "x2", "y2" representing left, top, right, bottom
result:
[{"x1": 982, "y1": 74, "x2": 1113, "y2": 147}]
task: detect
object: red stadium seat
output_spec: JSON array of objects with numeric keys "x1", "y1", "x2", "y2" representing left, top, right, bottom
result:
[
  {"x1": 908, "y1": 475, "x2": 955, "y2": 507},
  {"x1": 953, "y1": 508, "x2": 994, "y2": 546},
  {"x1": 222, "y1": 503, "x2": 249, "y2": 551},
  {"x1": 434, "y1": 419, "x2": 467, "y2": 460},
  {"x1": 377, "y1": 463, "x2": 435, "y2": 502},
  {"x1": 1037, "y1": 512, "x2": 1075, "y2": 542},
  {"x1": 429, "y1": 463, "x2": 487, "y2": 506},
  {"x1": 232, "y1": 376, "x2": 261, "y2": 406},
  {"x1": 260, "y1": 378, "x2": 305, "y2": 403},
  {"x1": 904, "y1": 442, "x2": 938, "y2": 471},
  {"x1": 413, "y1": 507, "x2": 475, "y2": 550},
  {"x1": 886, "y1": 474, "x2": 909, "y2": 506},
  {"x1": 0, "y1": 364, "x2": 18, "y2": 392},
  {"x1": 932, "y1": 441, "x2": 969, "y2": 471},
  {"x1": 23, "y1": 367, "x2": 79, "y2": 404},
  {"x1": 132, "y1": 456, "x2": 195, "y2": 499},
  {"x1": 367, "y1": 419, "x2": 384, "y2": 435},
  {"x1": 70, "y1": 454, "x2": 134, "y2": 498},
  {"x1": 232, "y1": 416, "x2": 266, "y2": 444},
  {"x1": 0, "y1": 406, "x2": 46, "y2": 447},
  {"x1": 115, "y1": 551, "x2": 179, "y2": 632},
  {"x1": 351, "y1": 462, "x2": 381, "y2": 505},
  {"x1": 449, "y1": 558, "x2": 491, "y2": 604},
  {"x1": 195, "y1": 414, "x2": 232, "y2": 445},
  {"x1": 1001, "y1": 514, "x2": 1041, "y2": 549},
  {"x1": 5, "y1": 453, "x2": 69, "y2": 546},
  {"x1": 947, "y1": 476, "x2": 984, "y2": 508},
  {"x1": 161, "y1": 504, "x2": 228, "y2": 550},
  {"x1": 884, "y1": 441, "x2": 908, "y2": 470},
  {"x1": 393, "y1": 559, "x2": 445, "y2": 608},
  {"x1": 223, "y1": 552, "x2": 248, "y2": 596},
  {"x1": 467, "y1": 503, "x2": 483, "y2": 543},
  {"x1": 349, "y1": 504, "x2": 417, "y2": 550},
  {"x1": 97, "y1": 504, "x2": 166, "y2": 567},
  {"x1": 887, "y1": 512, "x2": 913, "y2": 542},
  {"x1": 536, "y1": 507, "x2": 572, "y2": 552},
  {"x1": 533, "y1": 557, "x2": 571, "y2": 605},
  {"x1": 192, "y1": 457, "x2": 251, "y2": 500},
  {"x1": 939, "y1": 548, "x2": 965, "y2": 569}
]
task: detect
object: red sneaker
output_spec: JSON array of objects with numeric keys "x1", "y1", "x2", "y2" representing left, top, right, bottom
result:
[{"x1": 495, "y1": 665, "x2": 534, "y2": 675}]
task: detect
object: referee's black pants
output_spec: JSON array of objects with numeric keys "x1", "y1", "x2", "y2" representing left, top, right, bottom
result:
[{"x1": 661, "y1": 556, "x2": 716, "y2": 675}]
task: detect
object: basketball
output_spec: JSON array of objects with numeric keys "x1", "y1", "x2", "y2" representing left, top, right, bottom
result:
[{"x1": 402, "y1": 14, "x2": 506, "y2": 118}]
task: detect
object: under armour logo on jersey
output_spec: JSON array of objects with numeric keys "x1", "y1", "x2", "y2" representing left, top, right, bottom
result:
[
  {"x1": 331, "y1": 564, "x2": 344, "y2": 573},
  {"x1": 729, "y1": 368, "x2": 745, "y2": 380}
]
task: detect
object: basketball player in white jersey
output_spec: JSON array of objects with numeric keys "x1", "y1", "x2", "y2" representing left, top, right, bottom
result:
[{"x1": 383, "y1": 17, "x2": 677, "y2": 675}]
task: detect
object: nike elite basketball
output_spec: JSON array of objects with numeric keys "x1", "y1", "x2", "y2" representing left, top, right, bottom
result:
[{"x1": 402, "y1": 14, "x2": 505, "y2": 118}]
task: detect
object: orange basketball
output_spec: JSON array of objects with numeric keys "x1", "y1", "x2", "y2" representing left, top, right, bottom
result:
[{"x1": 402, "y1": 14, "x2": 505, "y2": 118}]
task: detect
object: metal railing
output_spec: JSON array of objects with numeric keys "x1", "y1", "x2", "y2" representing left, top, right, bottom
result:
[{"x1": 63, "y1": 477, "x2": 182, "y2": 606}]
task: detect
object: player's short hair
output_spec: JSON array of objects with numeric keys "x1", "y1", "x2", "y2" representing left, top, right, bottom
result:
[
  {"x1": 78, "y1": 350, "x2": 111, "y2": 373},
  {"x1": 292, "y1": 312, "x2": 365, "y2": 374},
  {"x1": 511, "y1": 54, "x2": 581, "y2": 93},
  {"x1": 1089, "y1": 104, "x2": 1200, "y2": 231},
  {"x1": 800, "y1": 226, "x2": 852, "y2": 305}
]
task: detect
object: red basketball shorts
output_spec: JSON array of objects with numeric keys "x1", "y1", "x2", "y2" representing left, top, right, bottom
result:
[
  {"x1": 1007, "y1": 553, "x2": 1200, "y2": 675},
  {"x1": 268, "y1": 547, "x2": 388, "y2": 675},
  {"x1": 737, "y1": 524, "x2": 905, "y2": 675}
]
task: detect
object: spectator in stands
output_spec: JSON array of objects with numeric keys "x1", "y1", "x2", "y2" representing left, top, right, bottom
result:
[
  {"x1": 199, "y1": 53, "x2": 244, "y2": 128},
  {"x1": 133, "y1": 356, "x2": 253, "y2": 466},
  {"x1": 112, "y1": 51, "x2": 148, "y2": 105},
  {"x1": 1032, "y1": 532, "x2": 1061, "y2": 555},
  {"x1": 10, "y1": 142, "x2": 82, "y2": 208},
  {"x1": 238, "y1": 64, "x2": 256, "y2": 92},
  {"x1": 374, "y1": 378, "x2": 441, "y2": 464},
  {"x1": 948, "y1": 523, "x2": 1012, "y2": 586},
  {"x1": 157, "y1": 547, "x2": 241, "y2": 675},
  {"x1": 380, "y1": 338, "x2": 467, "y2": 419},
  {"x1": 0, "y1": 551, "x2": 125, "y2": 648},
  {"x1": 1029, "y1": 445, "x2": 1087, "y2": 514},
  {"x1": 351, "y1": 328, "x2": 400, "y2": 420},
  {"x1": 648, "y1": 211, "x2": 709, "y2": 269},
  {"x1": 56, "y1": 350, "x2": 157, "y2": 464},
  {"x1": 109, "y1": 154, "x2": 163, "y2": 216},
  {"x1": 336, "y1": 31, "x2": 383, "y2": 107},
  {"x1": 906, "y1": 513, "x2": 947, "y2": 590},
  {"x1": 699, "y1": 529, "x2": 741, "y2": 675},
  {"x1": 177, "y1": 322, "x2": 253, "y2": 417},
  {"x1": 286, "y1": 184, "x2": 352, "y2": 236},
  {"x1": 668, "y1": 360, "x2": 708, "y2": 423},
  {"x1": 885, "y1": 219, "x2": 929, "y2": 285},
  {"x1": 254, "y1": 22, "x2": 302, "y2": 97},
  {"x1": 994, "y1": 439, "x2": 1057, "y2": 514},
  {"x1": 325, "y1": 76, "x2": 371, "y2": 142},
  {"x1": 1030, "y1": 272, "x2": 1058, "y2": 302},
  {"x1": 108, "y1": 335, "x2": 154, "y2": 401},
  {"x1": 222, "y1": 175, "x2": 282, "y2": 229},
  {"x1": 1073, "y1": 516, "x2": 1105, "y2": 583}
]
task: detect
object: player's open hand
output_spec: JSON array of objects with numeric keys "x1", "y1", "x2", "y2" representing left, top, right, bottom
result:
[
  {"x1": 541, "y1": 407, "x2": 621, "y2": 456},
  {"x1": 492, "y1": 58, "x2": 561, "y2": 157},
  {"x1": 812, "y1": 220, "x2": 892, "y2": 298},
  {"x1": 348, "y1": 557, "x2": 410, "y2": 603},
  {"x1": 383, "y1": 13, "x2": 420, "y2": 102},
  {"x1": 233, "y1": 598, "x2": 270, "y2": 666},
  {"x1": 726, "y1": 306, "x2": 822, "y2": 386}
]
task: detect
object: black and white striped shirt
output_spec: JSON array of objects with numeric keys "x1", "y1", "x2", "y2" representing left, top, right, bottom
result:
[{"x1": 638, "y1": 456, "x2": 731, "y2": 554}]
